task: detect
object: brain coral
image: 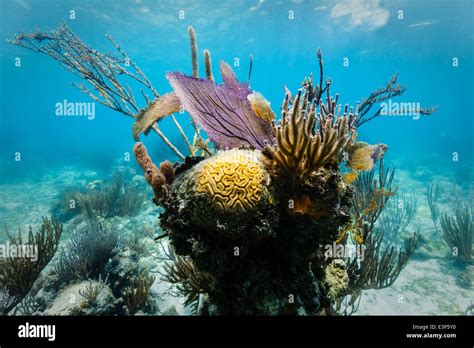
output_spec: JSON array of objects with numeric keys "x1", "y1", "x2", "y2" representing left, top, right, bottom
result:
[{"x1": 195, "y1": 149, "x2": 269, "y2": 213}]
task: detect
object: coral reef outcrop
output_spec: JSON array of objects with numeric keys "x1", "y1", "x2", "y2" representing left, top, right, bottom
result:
[
  {"x1": 8, "y1": 24, "x2": 430, "y2": 316},
  {"x1": 160, "y1": 140, "x2": 353, "y2": 314},
  {"x1": 162, "y1": 149, "x2": 277, "y2": 242}
]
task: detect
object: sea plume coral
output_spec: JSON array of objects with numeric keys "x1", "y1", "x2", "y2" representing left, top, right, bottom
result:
[
  {"x1": 123, "y1": 272, "x2": 155, "y2": 315},
  {"x1": 350, "y1": 159, "x2": 397, "y2": 233},
  {"x1": 51, "y1": 173, "x2": 145, "y2": 221},
  {"x1": 427, "y1": 183, "x2": 473, "y2": 263},
  {"x1": 161, "y1": 254, "x2": 213, "y2": 313},
  {"x1": 337, "y1": 231, "x2": 419, "y2": 315},
  {"x1": 54, "y1": 221, "x2": 119, "y2": 284},
  {"x1": 0, "y1": 217, "x2": 63, "y2": 315},
  {"x1": 440, "y1": 205, "x2": 473, "y2": 263}
]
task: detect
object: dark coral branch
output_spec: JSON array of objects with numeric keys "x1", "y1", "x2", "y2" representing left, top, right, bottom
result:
[
  {"x1": 350, "y1": 159, "x2": 397, "y2": 234},
  {"x1": 345, "y1": 231, "x2": 419, "y2": 294},
  {"x1": 9, "y1": 23, "x2": 149, "y2": 116},
  {"x1": 248, "y1": 55, "x2": 253, "y2": 86},
  {"x1": 354, "y1": 74, "x2": 436, "y2": 127},
  {"x1": 9, "y1": 23, "x2": 191, "y2": 159}
]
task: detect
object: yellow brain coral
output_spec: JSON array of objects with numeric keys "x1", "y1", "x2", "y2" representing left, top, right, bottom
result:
[{"x1": 195, "y1": 149, "x2": 269, "y2": 213}]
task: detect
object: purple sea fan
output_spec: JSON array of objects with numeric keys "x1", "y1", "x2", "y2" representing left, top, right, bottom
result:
[{"x1": 166, "y1": 62, "x2": 275, "y2": 150}]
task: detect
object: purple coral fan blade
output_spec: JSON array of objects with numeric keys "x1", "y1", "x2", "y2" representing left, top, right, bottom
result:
[
  {"x1": 166, "y1": 71, "x2": 274, "y2": 149},
  {"x1": 219, "y1": 61, "x2": 242, "y2": 90}
]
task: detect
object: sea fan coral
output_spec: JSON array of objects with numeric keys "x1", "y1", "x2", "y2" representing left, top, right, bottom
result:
[
  {"x1": 166, "y1": 62, "x2": 275, "y2": 150},
  {"x1": 195, "y1": 149, "x2": 269, "y2": 213}
]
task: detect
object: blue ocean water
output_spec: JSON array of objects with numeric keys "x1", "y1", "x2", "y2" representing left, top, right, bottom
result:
[
  {"x1": 0, "y1": 0, "x2": 472, "y2": 180},
  {"x1": 0, "y1": 0, "x2": 473, "y2": 316}
]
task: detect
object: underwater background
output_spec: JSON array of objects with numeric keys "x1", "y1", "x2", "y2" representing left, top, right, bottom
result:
[{"x1": 0, "y1": 0, "x2": 472, "y2": 315}]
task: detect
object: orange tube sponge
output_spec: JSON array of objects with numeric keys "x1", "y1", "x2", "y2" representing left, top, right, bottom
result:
[
  {"x1": 159, "y1": 160, "x2": 175, "y2": 185},
  {"x1": 133, "y1": 142, "x2": 168, "y2": 202}
]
